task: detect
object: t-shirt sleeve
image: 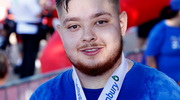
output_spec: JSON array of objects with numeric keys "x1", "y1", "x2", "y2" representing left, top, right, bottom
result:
[{"x1": 145, "y1": 22, "x2": 165, "y2": 56}]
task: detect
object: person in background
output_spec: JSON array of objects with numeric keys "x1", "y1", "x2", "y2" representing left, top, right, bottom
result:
[
  {"x1": 0, "y1": 50, "x2": 9, "y2": 85},
  {"x1": 0, "y1": 19, "x2": 13, "y2": 50},
  {"x1": 145, "y1": 0, "x2": 180, "y2": 85},
  {"x1": 137, "y1": 18, "x2": 161, "y2": 49},
  {"x1": 30, "y1": 0, "x2": 180, "y2": 99},
  {"x1": 0, "y1": 23, "x2": 7, "y2": 49},
  {"x1": 43, "y1": 0, "x2": 58, "y2": 39},
  {"x1": 9, "y1": 0, "x2": 43, "y2": 78}
]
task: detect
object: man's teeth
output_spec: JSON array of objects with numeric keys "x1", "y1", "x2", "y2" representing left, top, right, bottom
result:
[{"x1": 85, "y1": 49, "x2": 98, "y2": 52}]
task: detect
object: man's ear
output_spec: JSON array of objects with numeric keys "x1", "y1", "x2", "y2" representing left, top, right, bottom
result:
[
  {"x1": 56, "y1": 24, "x2": 61, "y2": 35},
  {"x1": 119, "y1": 11, "x2": 127, "y2": 37}
]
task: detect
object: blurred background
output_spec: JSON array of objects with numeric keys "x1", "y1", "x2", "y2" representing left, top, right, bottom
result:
[{"x1": 1, "y1": 0, "x2": 179, "y2": 100}]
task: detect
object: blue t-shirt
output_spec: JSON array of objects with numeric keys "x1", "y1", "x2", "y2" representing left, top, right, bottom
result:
[
  {"x1": 145, "y1": 20, "x2": 180, "y2": 82},
  {"x1": 30, "y1": 62, "x2": 180, "y2": 100}
]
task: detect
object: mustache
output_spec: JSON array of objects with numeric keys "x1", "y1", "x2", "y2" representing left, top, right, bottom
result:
[{"x1": 78, "y1": 43, "x2": 106, "y2": 50}]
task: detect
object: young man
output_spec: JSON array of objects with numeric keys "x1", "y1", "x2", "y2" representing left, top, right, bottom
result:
[{"x1": 30, "y1": 0, "x2": 180, "y2": 99}]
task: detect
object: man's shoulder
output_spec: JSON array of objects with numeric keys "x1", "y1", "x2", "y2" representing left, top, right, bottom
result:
[
  {"x1": 40, "y1": 69, "x2": 73, "y2": 87},
  {"x1": 131, "y1": 62, "x2": 177, "y2": 84},
  {"x1": 122, "y1": 62, "x2": 180, "y2": 99},
  {"x1": 152, "y1": 20, "x2": 166, "y2": 30},
  {"x1": 30, "y1": 69, "x2": 74, "y2": 100},
  {"x1": 149, "y1": 20, "x2": 166, "y2": 36}
]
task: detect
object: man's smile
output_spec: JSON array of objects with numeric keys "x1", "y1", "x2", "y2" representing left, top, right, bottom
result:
[{"x1": 80, "y1": 47, "x2": 103, "y2": 56}]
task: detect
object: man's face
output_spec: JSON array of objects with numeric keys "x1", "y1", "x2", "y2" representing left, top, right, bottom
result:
[{"x1": 58, "y1": 0, "x2": 127, "y2": 76}]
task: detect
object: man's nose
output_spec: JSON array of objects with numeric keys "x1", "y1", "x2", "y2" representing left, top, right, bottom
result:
[{"x1": 81, "y1": 28, "x2": 97, "y2": 42}]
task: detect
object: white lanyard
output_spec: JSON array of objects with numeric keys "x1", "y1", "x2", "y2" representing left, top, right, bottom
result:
[{"x1": 73, "y1": 53, "x2": 128, "y2": 100}]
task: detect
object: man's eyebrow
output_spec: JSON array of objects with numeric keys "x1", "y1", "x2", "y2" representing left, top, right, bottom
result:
[
  {"x1": 63, "y1": 17, "x2": 80, "y2": 25},
  {"x1": 63, "y1": 12, "x2": 111, "y2": 25},
  {"x1": 90, "y1": 12, "x2": 112, "y2": 19}
]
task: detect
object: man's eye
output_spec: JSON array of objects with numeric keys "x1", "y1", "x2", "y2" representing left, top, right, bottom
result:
[
  {"x1": 68, "y1": 25, "x2": 78, "y2": 29},
  {"x1": 68, "y1": 25, "x2": 80, "y2": 31},
  {"x1": 96, "y1": 20, "x2": 108, "y2": 25}
]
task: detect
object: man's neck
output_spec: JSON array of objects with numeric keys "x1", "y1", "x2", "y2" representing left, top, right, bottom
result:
[
  {"x1": 73, "y1": 59, "x2": 134, "y2": 89},
  {"x1": 166, "y1": 18, "x2": 180, "y2": 27}
]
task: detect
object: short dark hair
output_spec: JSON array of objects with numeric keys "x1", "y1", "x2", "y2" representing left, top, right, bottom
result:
[
  {"x1": 160, "y1": 6, "x2": 179, "y2": 19},
  {"x1": 55, "y1": 0, "x2": 70, "y2": 15},
  {"x1": 55, "y1": 0, "x2": 120, "y2": 17}
]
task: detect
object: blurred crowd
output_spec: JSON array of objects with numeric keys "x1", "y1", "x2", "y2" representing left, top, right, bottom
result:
[
  {"x1": 0, "y1": 0, "x2": 179, "y2": 87},
  {"x1": 0, "y1": 0, "x2": 58, "y2": 82}
]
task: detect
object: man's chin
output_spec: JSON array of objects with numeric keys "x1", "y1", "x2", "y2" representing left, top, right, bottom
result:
[
  {"x1": 70, "y1": 51, "x2": 122, "y2": 76},
  {"x1": 74, "y1": 62, "x2": 112, "y2": 76}
]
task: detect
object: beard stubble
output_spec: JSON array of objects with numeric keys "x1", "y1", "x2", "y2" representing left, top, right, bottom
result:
[{"x1": 68, "y1": 37, "x2": 123, "y2": 76}]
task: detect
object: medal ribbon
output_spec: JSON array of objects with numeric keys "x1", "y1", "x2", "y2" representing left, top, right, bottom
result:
[{"x1": 73, "y1": 53, "x2": 128, "y2": 100}]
